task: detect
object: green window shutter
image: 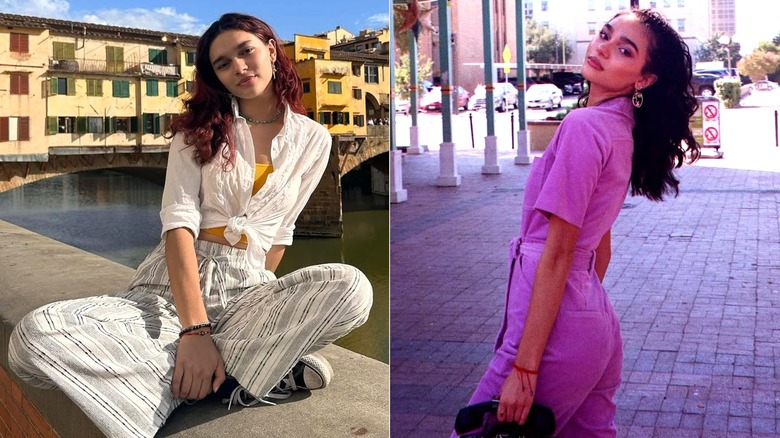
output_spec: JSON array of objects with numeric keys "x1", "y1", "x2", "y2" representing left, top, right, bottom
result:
[
  {"x1": 148, "y1": 48, "x2": 157, "y2": 64},
  {"x1": 147, "y1": 80, "x2": 158, "y2": 96},
  {"x1": 67, "y1": 78, "x2": 76, "y2": 96},
  {"x1": 65, "y1": 43, "x2": 75, "y2": 60},
  {"x1": 112, "y1": 81, "x2": 119, "y2": 97},
  {"x1": 50, "y1": 77, "x2": 58, "y2": 95},
  {"x1": 87, "y1": 80, "x2": 93, "y2": 96},
  {"x1": 110, "y1": 117, "x2": 117, "y2": 133},
  {"x1": 104, "y1": 117, "x2": 111, "y2": 133},
  {"x1": 130, "y1": 116, "x2": 139, "y2": 133},
  {"x1": 122, "y1": 81, "x2": 130, "y2": 98},
  {"x1": 76, "y1": 116, "x2": 87, "y2": 134},
  {"x1": 344, "y1": 112, "x2": 350, "y2": 125},
  {"x1": 153, "y1": 114, "x2": 160, "y2": 134},
  {"x1": 52, "y1": 42, "x2": 61, "y2": 59},
  {"x1": 47, "y1": 117, "x2": 57, "y2": 135},
  {"x1": 142, "y1": 113, "x2": 149, "y2": 134},
  {"x1": 96, "y1": 80, "x2": 103, "y2": 96},
  {"x1": 167, "y1": 81, "x2": 177, "y2": 97}
]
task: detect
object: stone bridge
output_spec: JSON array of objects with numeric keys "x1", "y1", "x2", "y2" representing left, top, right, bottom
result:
[{"x1": 0, "y1": 126, "x2": 389, "y2": 237}]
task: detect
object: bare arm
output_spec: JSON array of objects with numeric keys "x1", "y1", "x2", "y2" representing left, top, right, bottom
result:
[
  {"x1": 165, "y1": 228, "x2": 208, "y2": 327},
  {"x1": 265, "y1": 245, "x2": 286, "y2": 272},
  {"x1": 594, "y1": 229, "x2": 611, "y2": 283},
  {"x1": 499, "y1": 214, "x2": 580, "y2": 424}
]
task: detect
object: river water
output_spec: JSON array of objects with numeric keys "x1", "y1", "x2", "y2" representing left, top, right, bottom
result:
[{"x1": 0, "y1": 168, "x2": 388, "y2": 363}]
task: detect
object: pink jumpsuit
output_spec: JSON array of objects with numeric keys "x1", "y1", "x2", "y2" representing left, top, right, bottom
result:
[{"x1": 464, "y1": 97, "x2": 635, "y2": 437}]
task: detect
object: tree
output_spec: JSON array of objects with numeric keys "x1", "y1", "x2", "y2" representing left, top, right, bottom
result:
[
  {"x1": 694, "y1": 36, "x2": 741, "y2": 68},
  {"x1": 737, "y1": 49, "x2": 780, "y2": 81},
  {"x1": 525, "y1": 19, "x2": 572, "y2": 64},
  {"x1": 394, "y1": 52, "x2": 433, "y2": 99}
]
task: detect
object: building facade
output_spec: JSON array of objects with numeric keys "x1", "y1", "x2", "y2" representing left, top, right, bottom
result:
[{"x1": 0, "y1": 13, "x2": 198, "y2": 158}]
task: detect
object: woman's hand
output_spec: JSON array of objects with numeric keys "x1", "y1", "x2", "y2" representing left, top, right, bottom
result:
[
  {"x1": 497, "y1": 366, "x2": 538, "y2": 425},
  {"x1": 172, "y1": 335, "x2": 226, "y2": 400}
]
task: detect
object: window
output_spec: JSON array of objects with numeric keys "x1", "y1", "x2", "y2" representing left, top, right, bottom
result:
[
  {"x1": 605, "y1": 0, "x2": 612, "y2": 10},
  {"x1": 0, "y1": 117, "x2": 30, "y2": 141},
  {"x1": 618, "y1": 0, "x2": 627, "y2": 10},
  {"x1": 332, "y1": 112, "x2": 350, "y2": 125},
  {"x1": 112, "y1": 80, "x2": 130, "y2": 98},
  {"x1": 588, "y1": 0, "x2": 595, "y2": 10},
  {"x1": 166, "y1": 80, "x2": 179, "y2": 97},
  {"x1": 307, "y1": 111, "x2": 314, "y2": 120},
  {"x1": 10, "y1": 73, "x2": 29, "y2": 95},
  {"x1": 541, "y1": 21, "x2": 549, "y2": 28},
  {"x1": 147, "y1": 80, "x2": 159, "y2": 96},
  {"x1": 588, "y1": 22, "x2": 597, "y2": 36},
  {"x1": 50, "y1": 77, "x2": 75, "y2": 95},
  {"x1": 327, "y1": 81, "x2": 342, "y2": 94},
  {"x1": 649, "y1": 1, "x2": 657, "y2": 7},
  {"x1": 10, "y1": 33, "x2": 29, "y2": 53},
  {"x1": 677, "y1": 19, "x2": 685, "y2": 32},
  {"x1": 663, "y1": 0, "x2": 670, "y2": 6},
  {"x1": 87, "y1": 117, "x2": 104, "y2": 134},
  {"x1": 364, "y1": 65, "x2": 379, "y2": 83},
  {"x1": 352, "y1": 64, "x2": 361, "y2": 76},
  {"x1": 678, "y1": 0, "x2": 684, "y2": 6},
  {"x1": 319, "y1": 112, "x2": 332, "y2": 124},
  {"x1": 143, "y1": 113, "x2": 161, "y2": 134},
  {"x1": 354, "y1": 114, "x2": 365, "y2": 127},
  {"x1": 303, "y1": 82, "x2": 311, "y2": 93},
  {"x1": 47, "y1": 116, "x2": 76, "y2": 134},
  {"x1": 541, "y1": 0, "x2": 548, "y2": 11},
  {"x1": 524, "y1": 0, "x2": 533, "y2": 18},
  {"x1": 52, "y1": 41, "x2": 76, "y2": 60},
  {"x1": 186, "y1": 51, "x2": 196, "y2": 65},
  {"x1": 87, "y1": 79, "x2": 103, "y2": 96},
  {"x1": 115, "y1": 117, "x2": 131, "y2": 133},
  {"x1": 352, "y1": 88, "x2": 363, "y2": 99},
  {"x1": 186, "y1": 81, "x2": 194, "y2": 93},
  {"x1": 148, "y1": 48, "x2": 168, "y2": 65},
  {"x1": 106, "y1": 46, "x2": 124, "y2": 73}
]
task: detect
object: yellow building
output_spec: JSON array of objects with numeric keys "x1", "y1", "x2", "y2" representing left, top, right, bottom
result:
[
  {"x1": 283, "y1": 32, "x2": 390, "y2": 139},
  {"x1": 0, "y1": 13, "x2": 197, "y2": 158}
]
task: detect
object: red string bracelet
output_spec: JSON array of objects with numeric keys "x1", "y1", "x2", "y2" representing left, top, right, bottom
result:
[
  {"x1": 180, "y1": 330, "x2": 211, "y2": 338},
  {"x1": 512, "y1": 363, "x2": 538, "y2": 375}
]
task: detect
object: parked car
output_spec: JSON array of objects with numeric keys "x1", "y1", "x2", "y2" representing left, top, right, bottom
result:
[
  {"x1": 419, "y1": 86, "x2": 470, "y2": 111},
  {"x1": 694, "y1": 68, "x2": 751, "y2": 85},
  {"x1": 690, "y1": 72, "x2": 720, "y2": 97},
  {"x1": 752, "y1": 80, "x2": 779, "y2": 91},
  {"x1": 526, "y1": 84, "x2": 563, "y2": 110},
  {"x1": 552, "y1": 72, "x2": 584, "y2": 95},
  {"x1": 467, "y1": 82, "x2": 518, "y2": 112},
  {"x1": 394, "y1": 97, "x2": 411, "y2": 115}
]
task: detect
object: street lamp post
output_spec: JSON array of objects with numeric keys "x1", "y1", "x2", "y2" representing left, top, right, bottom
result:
[{"x1": 718, "y1": 35, "x2": 732, "y2": 76}]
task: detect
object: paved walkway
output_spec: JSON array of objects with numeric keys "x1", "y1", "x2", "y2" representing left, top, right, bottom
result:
[{"x1": 390, "y1": 107, "x2": 780, "y2": 437}]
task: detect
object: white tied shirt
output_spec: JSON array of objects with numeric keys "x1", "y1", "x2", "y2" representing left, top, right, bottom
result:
[{"x1": 160, "y1": 99, "x2": 332, "y2": 270}]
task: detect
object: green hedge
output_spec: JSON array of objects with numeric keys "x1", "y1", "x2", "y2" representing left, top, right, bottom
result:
[{"x1": 714, "y1": 78, "x2": 741, "y2": 108}]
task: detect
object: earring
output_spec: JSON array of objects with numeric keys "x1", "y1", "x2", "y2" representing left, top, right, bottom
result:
[
  {"x1": 632, "y1": 89, "x2": 644, "y2": 108},
  {"x1": 272, "y1": 62, "x2": 277, "y2": 80}
]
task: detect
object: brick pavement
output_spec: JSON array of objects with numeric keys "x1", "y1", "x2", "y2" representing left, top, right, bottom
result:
[{"x1": 390, "y1": 110, "x2": 780, "y2": 437}]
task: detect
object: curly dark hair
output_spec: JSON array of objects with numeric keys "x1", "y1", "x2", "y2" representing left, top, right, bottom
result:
[
  {"x1": 170, "y1": 13, "x2": 306, "y2": 167},
  {"x1": 580, "y1": 8, "x2": 701, "y2": 201}
]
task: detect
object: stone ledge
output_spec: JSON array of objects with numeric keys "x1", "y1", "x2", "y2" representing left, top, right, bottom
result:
[{"x1": 0, "y1": 219, "x2": 389, "y2": 438}]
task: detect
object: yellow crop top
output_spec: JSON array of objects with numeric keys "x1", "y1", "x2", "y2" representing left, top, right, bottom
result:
[{"x1": 200, "y1": 163, "x2": 274, "y2": 245}]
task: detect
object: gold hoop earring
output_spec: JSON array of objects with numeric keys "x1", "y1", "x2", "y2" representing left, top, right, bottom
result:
[{"x1": 632, "y1": 89, "x2": 644, "y2": 108}]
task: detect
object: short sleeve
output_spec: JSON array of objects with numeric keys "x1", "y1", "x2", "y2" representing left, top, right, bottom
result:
[
  {"x1": 272, "y1": 124, "x2": 331, "y2": 246},
  {"x1": 159, "y1": 133, "x2": 202, "y2": 238},
  {"x1": 533, "y1": 112, "x2": 607, "y2": 228}
]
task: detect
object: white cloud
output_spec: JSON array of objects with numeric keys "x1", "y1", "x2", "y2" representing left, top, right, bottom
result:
[
  {"x1": 366, "y1": 12, "x2": 389, "y2": 28},
  {"x1": 80, "y1": 8, "x2": 206, "y2": 35},
  {"x1": 1, "y1": 0, "x2": 70, "y2": 17},
  {"x1": 2, "y1": 0, "x2": 206, "y2": 35}
]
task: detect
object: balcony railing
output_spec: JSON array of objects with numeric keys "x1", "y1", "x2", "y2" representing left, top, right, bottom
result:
[{"x1": 48, "y1": 58, "x2": 181, "y2": 77}]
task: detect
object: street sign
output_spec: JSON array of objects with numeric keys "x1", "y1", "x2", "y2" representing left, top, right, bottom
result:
[
  {"x1": 502, "y1": 44, "x2": 511, "y2": 74},
  {"x1": 703, "y1": 103, "x2": 718, "y2": 121}
]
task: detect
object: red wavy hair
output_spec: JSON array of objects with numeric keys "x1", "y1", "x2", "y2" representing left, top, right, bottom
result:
[{"x1": 170, "y1": 13, "x2": 305, "y2": 167}]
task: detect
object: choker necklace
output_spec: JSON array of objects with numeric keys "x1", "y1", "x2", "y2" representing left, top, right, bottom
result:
[{"x1": 240, "y1": 109, "x2": 283, "y2": 125}]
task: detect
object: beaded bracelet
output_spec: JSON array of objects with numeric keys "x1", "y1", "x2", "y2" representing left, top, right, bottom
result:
[{"x1": 179, "y1": 322, "x2": 212, "y2": 338}]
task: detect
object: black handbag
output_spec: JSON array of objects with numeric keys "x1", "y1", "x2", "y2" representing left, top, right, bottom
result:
[{"x1": 454, "y1": 399, "x2": 556, "y2": 438}]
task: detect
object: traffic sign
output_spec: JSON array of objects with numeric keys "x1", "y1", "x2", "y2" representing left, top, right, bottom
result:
[
  {"x1": 705, "y1": 127, "x2": 719, "y2": 143},
  {"x1": 703, "y1": 104, "x2": 718, "y2": 120}
]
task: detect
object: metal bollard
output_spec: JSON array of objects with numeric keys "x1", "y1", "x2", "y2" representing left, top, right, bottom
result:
[
  {"x1": 470, "y1": 112, "x2": 475, "y2": 148},
  {"x1": 775, "y1": 110, "x2": 778, "y2": 147},
  {"x1": 510, "y1": 111, "x2": 515, "y2": 150}
]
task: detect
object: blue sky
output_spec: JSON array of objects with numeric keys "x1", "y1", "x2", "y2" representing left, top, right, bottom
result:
[{"x1": 0, "y1": 0, "x2": 389, "y2": 40}]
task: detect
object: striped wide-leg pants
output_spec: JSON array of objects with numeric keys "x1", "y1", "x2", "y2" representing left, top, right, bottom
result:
[{"x1": 8, "y1": 240, "x2": 373, "y2": 438}]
